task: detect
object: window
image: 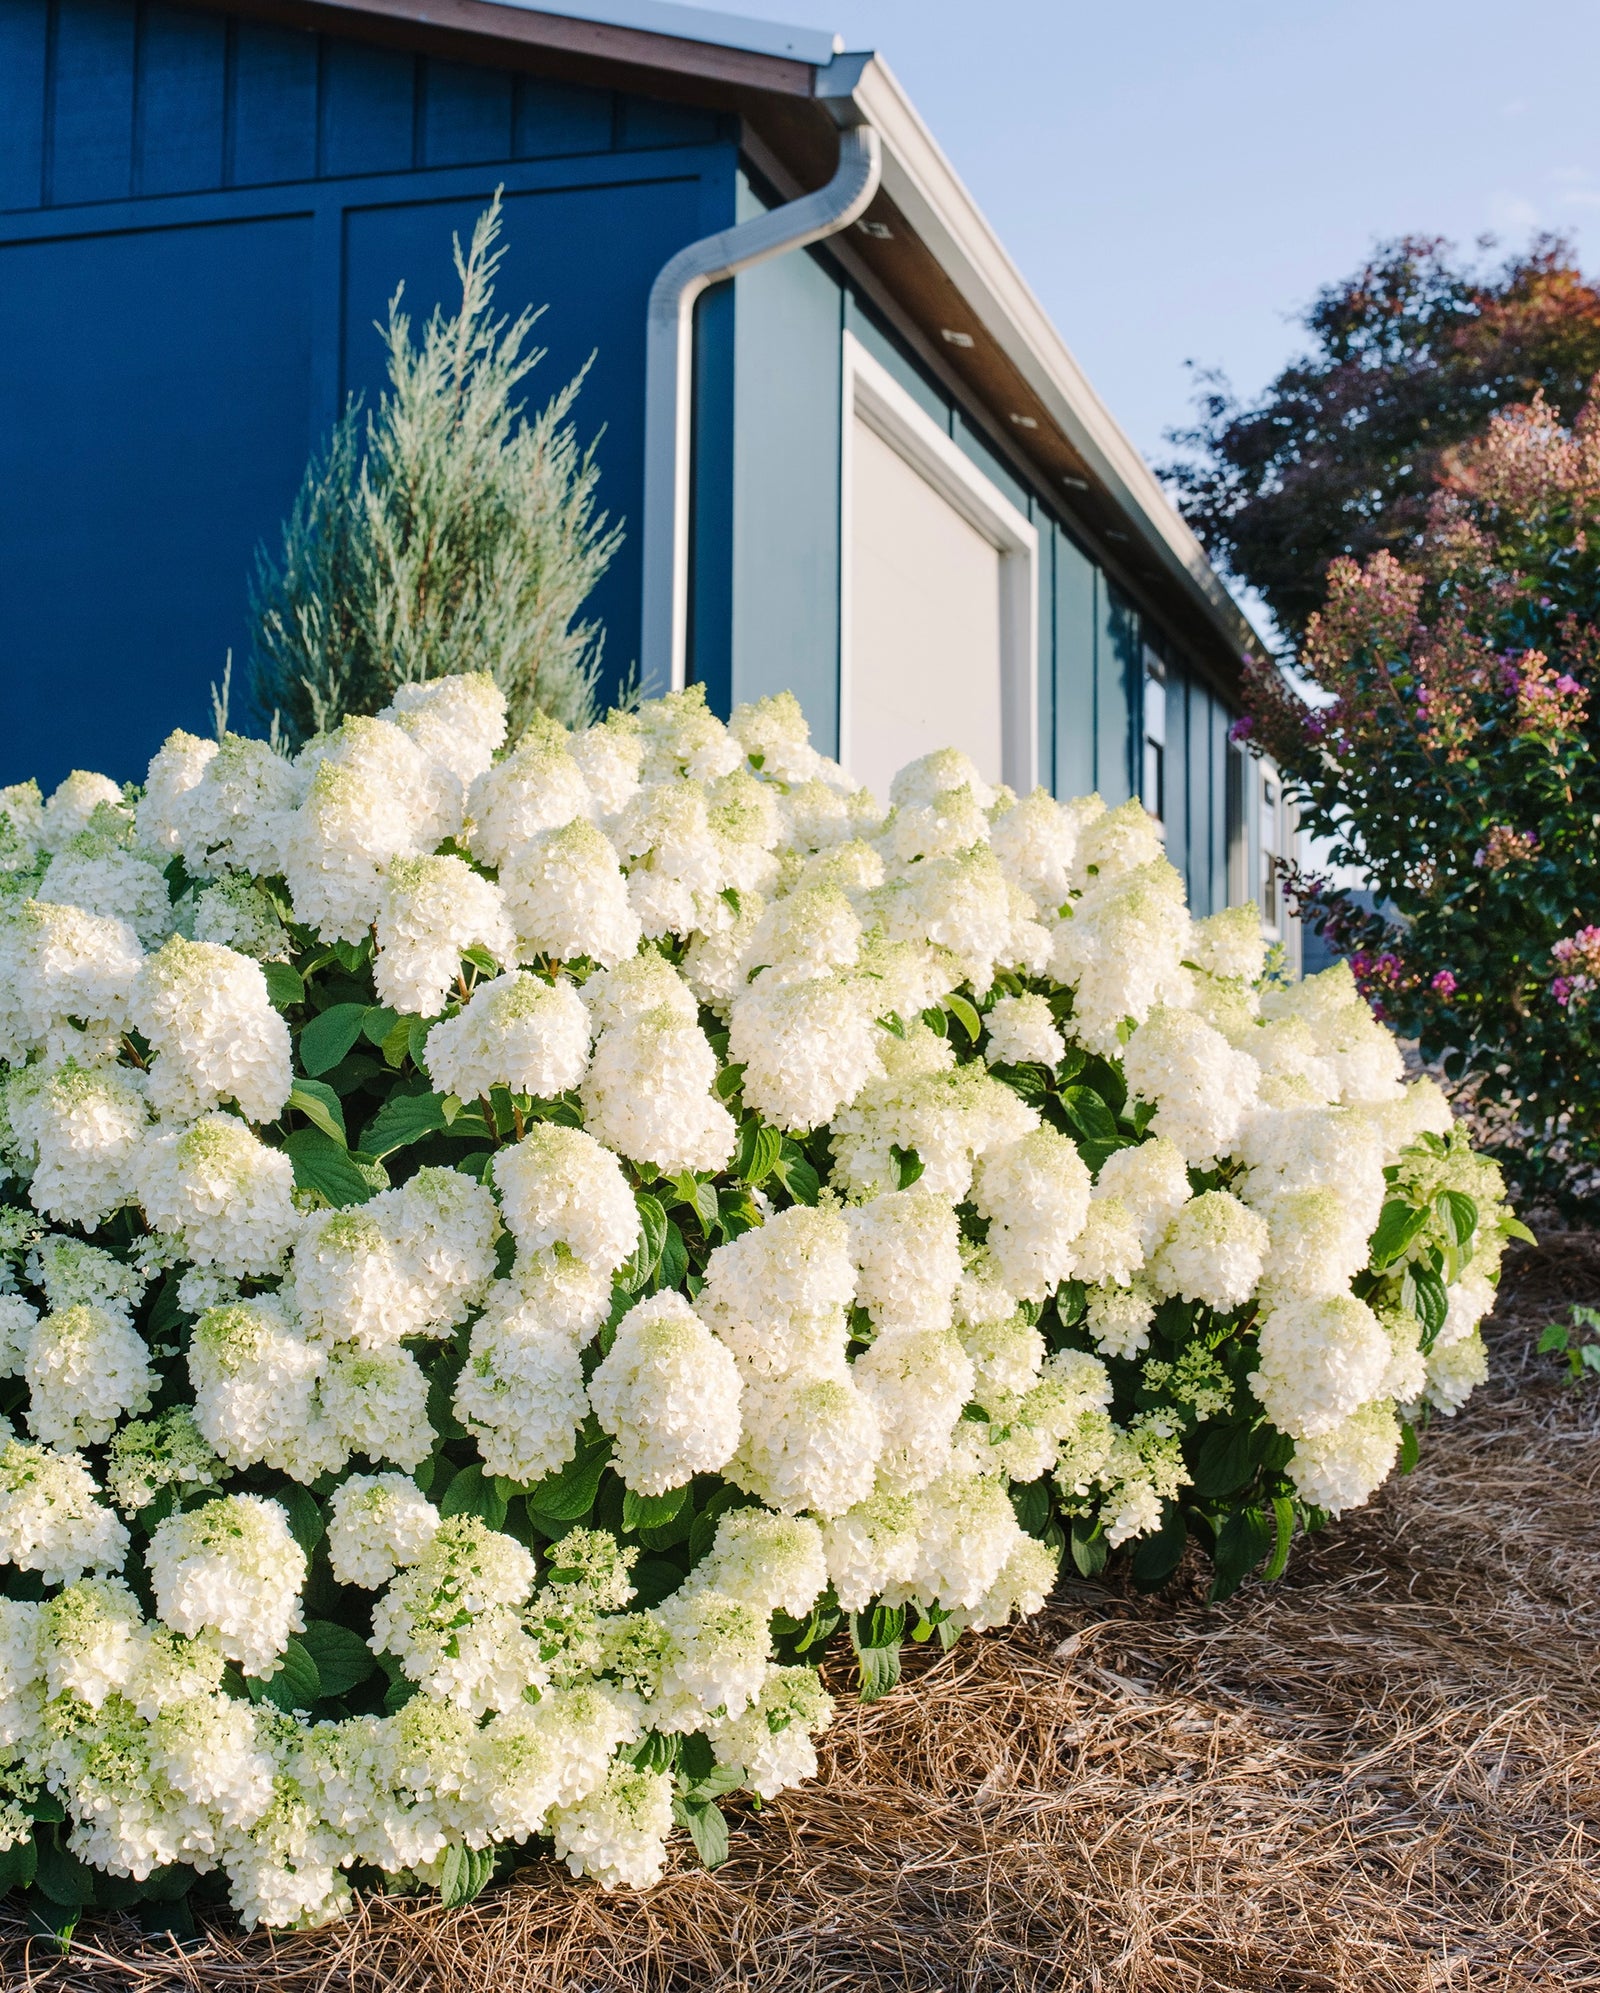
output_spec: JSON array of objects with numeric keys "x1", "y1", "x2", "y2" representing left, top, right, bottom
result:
[
  {"x1": 1141, "y1": 646, "x2": 1166, "y2": 826},
  {"x1": 1260, "y1": 772, "x2": 1281, "y2": 930},
  {"x1": 840, "y1": 333, "x2": 1038, "y2": 803}
]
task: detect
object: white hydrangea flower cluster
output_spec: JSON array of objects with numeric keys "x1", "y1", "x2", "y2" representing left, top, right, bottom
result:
[{"x1": 0, "y1": 678, "x2": 1513, "y2": 1927}]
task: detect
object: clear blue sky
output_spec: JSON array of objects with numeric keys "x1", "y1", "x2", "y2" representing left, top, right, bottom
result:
[{"x1": 727, "y1": 0, "x2": 1600, "y2": 467}]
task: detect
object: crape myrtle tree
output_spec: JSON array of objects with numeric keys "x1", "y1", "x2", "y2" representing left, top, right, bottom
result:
[
  {"x1": 1235, "y1": 379, "x2": 1600, "y2": 1207},
  {"x1": 250, "y1": 196, "x2": 621, "y2": 747},
  {"x1": 1165, "y1": 235, "x2": 1600, "y2": 640}
]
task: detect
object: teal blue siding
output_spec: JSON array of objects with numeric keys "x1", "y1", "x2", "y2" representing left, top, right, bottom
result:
[
  {"x1": 952, "y1": 413, "x2": 1029, "y2": 518},
  {"x1": 617, "y1": 96, "x2": 721, "y2": 150},
  {"x1": 1053, "y1": 530, "x2": 1097, "y2": 801},
  {"x1": 1184, "y1": 677, "x2": 1212, "y2": 913},
  {"x1": 319, "y1": 42, "x2": 416, "y2": 178},
  {"x1": 1164, "y1": 665, "x2": 1189, "y2": 888},
  {"x1": 1033, "y1": 509, "x2": 1054, "y2": 793},
  {"x1": 1177, "y1": 674, "x2": 1233, "y2": 915},
  {"x1": 1, "y1": 0, "x2": 732, "y2": 216},
  {"x1": 843, "y1": 293, "x2": 947, "y2": 428},
  {"x1": 0, "y1": 0, "x2": 1245, "y2": 899},
  {"x1": 2, "y1": 214, "x2": 316, "y2": 793},
  {"x1": 1211, "y1": 699, "x2": 1234, "y2": 913},
  {"x1": 727, "y1": 198, "x2": 845, "y2": 750},
  {"x1": 1095, "y1": 580, "x2": 1137, "y2": 804}
]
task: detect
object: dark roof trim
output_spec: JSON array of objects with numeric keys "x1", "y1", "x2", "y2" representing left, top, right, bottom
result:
[{"x1": 218, "y1": 0, "x2": 820, "y2": 96}]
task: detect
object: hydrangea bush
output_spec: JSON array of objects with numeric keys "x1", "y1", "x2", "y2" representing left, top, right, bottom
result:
[{"x1": 0, "y1": 677, "x2": 1520, "y2": 1933}]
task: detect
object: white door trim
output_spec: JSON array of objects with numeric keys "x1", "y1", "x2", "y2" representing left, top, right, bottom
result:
[{"x1": 839, "y1": 329, "x2": 1040, "y2": 794}]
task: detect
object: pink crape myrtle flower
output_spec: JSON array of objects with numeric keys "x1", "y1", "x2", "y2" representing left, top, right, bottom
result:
[{"x1": 1550, "y1": 927, "x2": 1600, "y2": 1007}]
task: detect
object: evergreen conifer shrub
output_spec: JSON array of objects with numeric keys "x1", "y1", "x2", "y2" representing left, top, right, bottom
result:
[
  {"x1": 250, "y1": 198, "x2": 621, "y2": 746},
  {"x1": 0, "y1": 681, "x2": 1520, "y2": 1931}
]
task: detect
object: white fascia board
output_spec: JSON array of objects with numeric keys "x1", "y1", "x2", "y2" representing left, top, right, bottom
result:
[
  {"x1": 833, "y1": 53, "x2": 1263, "y2": 666},
  {"x1": 482, "y1": 0, "x2": 841, "y2": 64}
]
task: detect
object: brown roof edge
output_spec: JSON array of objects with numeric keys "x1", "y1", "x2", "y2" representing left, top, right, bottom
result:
[{"x1": 208, "y1": 0, "x2": 818, "y2": 99}]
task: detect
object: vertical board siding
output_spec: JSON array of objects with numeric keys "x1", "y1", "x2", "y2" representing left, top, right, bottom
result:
[
  {"x1": 1095, "y1": 576, "x2": 1136, "y2": 804},
  {"x1": 717, "y1": 228, "x2": 1235, "y2": 849},
  {"x1": 421, "y1": 59, "x2": 513, "y2": 169},
  {"x1": 1184, "y1": 678, "x2": 1215, "y2": 915},
  {"x1": 0, "y1": 0, "x2": 1244, "y2": 889},
  {"x1": 230, "y1": 20, "x2": 318, "y2": 187},
  {"x1": 952, "y1": 411, "x2": 1028, "y2": 519},
  {"x1": 2, "y1": 213, "x2": 316, "y2": 781},
  {"x1": 1212, "y1": 699, "x2": 1234, "y2": 912},
  {"x1": 337, "y1": 171, "x2": 723, "y2": 725},
  {"x1": 513, "y1": 75, "x2": 614, "y2": 158},
  {"x1": 1033, "y1": 507, "x2": 1054, "y2": 795},
  {"x1": 1053, "y1": 528, "x2": 1097, "y2": 801},
  {"x1": 729, "y1": 195, "x2": 845, "y2": 752},
  {"x1": 843, "y1": 293, "x2": 947, "y2": 429},
  {"x1": 49, "y1": 0, "x2": 136, "y2": 205},
  {"x1": 0, "y1": 0, "x2": 49, "y2": 210},
  {"x1": 317, "y1": 39, "x2": 415, "y2": 179},
  {"x1": 135, "y1": 4, "x2": 226, "y2": 196},
  {"x1": 4, "y1": 0, "x2": 728, "y2": 211},
  {"x1": 615, "y1": 95, "x2": 717, "y2": 150},
  {"x1": 1165, "y1": 665, "x2": 1190, "y2": 893}
]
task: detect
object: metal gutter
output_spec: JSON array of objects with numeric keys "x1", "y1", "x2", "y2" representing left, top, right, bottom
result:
[{"x1": 639, "y1": 119, "x2": 882, "y2": 693}]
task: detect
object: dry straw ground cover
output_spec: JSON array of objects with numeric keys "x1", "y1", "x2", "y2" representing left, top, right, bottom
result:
[{"x1": 5, "y1": 1235, "x2": 1596, "y2": 1993}]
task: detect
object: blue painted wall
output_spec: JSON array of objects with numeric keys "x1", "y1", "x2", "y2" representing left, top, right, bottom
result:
[{"x1": 0, "y1": 0, "x2": 738, "y2": 789}]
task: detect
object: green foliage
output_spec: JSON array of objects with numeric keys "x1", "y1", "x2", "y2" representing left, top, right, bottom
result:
[
  {"x1": 1538, "y1": 1304, "x2": 1600, "y2": 1384},
  {"x1": 1238, "y1": 370, "x2": 1600, "y2": 1208},
  {"x1": 1166, "y1": 233, "x2": 1600, "y2": 638},
  {"x1": 250, "y1": 195, "x2": 621, "y2": 743}
]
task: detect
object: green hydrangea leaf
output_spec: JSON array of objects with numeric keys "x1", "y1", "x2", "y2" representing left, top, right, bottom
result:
[
  {"x1": 360, "y1": 1088, "x2": 451, "y2": 1159},
  {"x1": 298, "y1": 1004, "x2": 368, "y2": 1077},
  {"x1": 287, "y1": 1078, "x2": 347, "y2": 1145},
  {"x1": 299, "y1": 1621, "x2": 377, "y2": 1699}
]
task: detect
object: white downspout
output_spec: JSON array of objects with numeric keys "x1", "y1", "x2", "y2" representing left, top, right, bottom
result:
[{"x1": 639, "y1": 121, "x2": 882, "y2": 693}]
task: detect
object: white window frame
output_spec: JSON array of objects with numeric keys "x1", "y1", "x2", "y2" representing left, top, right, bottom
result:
[
  {"x1": 1141, "y1": 643, "x2": 1167, "y2": 830},
  {"x1": 839, "y1": 331, "x2": 1040, "y2": 793},
  {"x1": 1259, "y1": 764, "x2": 1283, "y2": 939}
]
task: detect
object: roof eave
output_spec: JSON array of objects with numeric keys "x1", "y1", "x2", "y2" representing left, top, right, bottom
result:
[
  {"x1": 817, "y1": 52, "x2": 1261, "y2": 671},
  {"x1": 203, "y1": 0, "x2": 821, "y2": 98}
]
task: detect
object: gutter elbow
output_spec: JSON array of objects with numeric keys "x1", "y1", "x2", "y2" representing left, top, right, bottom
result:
[{"x1": 640, "y1": 123, "x2": 882, "y2": 696}]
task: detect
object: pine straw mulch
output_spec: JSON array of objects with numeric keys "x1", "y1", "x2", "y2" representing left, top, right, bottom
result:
[{"x1": 6, "y1": 1236, "x2": 1600, "y2": 1993}]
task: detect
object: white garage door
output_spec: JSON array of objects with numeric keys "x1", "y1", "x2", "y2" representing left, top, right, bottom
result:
[
  {"x1": 840, "y1": 335, "x2": 1038, "y2": 808},
  {"x1": 847, "y1": 414, "x2": 1005, "y2": 805}
]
